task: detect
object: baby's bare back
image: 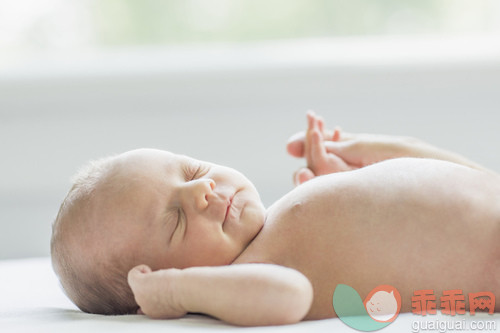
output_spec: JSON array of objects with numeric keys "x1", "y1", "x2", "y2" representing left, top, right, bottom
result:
[{"x1": 235, "y1": 158, "x2": 500, "y2": 319}]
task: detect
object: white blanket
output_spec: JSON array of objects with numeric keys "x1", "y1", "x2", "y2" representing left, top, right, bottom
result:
[{"x1": 1, "y1": 258, "x2": 498, "y2": 333}]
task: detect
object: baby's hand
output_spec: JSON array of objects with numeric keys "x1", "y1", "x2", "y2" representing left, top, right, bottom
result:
[
  {"x1": 128, "y1": 265, "x2": 187, "y2": 319},
  {"x1": 288, "y1": 111, "x2": 430, "y2": 185},
  {"x1": 294, "y1": 111, "x2": 352, "y2": 184}
]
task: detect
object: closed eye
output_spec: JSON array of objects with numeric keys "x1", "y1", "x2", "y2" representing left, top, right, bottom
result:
[
  {"x1": 186, "y1": 162, "x2": 210, "y2": 181},
  {"x1": 168, "y1": 208, "x2": 181, "y2": 242},
  {"x1": 191, "y1": 165, "x2": 202, "y2": 180},
  {"x1": 183, "y1": 162, "x2": 201, "y2": 181}
]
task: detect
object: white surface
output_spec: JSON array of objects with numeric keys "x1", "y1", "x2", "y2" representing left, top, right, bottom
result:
[{"x1": 0, "y1": 258, "x2": 499, "y2": 333}]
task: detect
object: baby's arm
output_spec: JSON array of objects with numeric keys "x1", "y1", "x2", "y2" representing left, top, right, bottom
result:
[
  {"x1": 128, "y1": 263, "x2": 313, "y2": 326},
  {"x1": 288, "y1": 111, "x2": 497, "y2": 184}
]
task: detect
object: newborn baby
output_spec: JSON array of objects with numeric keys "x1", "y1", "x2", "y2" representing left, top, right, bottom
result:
[{"x1": 51, "y1": 112, "x2": 500, "y2": 326}]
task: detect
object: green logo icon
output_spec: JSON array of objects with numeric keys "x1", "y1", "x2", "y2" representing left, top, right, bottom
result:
[{"x1": 333, "y1": 284, "x2": 401, "y2": 331}]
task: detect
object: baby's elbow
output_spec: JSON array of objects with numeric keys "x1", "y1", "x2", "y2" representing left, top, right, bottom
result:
[
  {"x1": 274, "y1": 274, "x2": 314, "y2": 325},
  {"x1": 289, "y1": 278, "x2": 314, "y2": 323}
]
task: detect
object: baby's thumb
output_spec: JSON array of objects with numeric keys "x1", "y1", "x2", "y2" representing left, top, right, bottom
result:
[{"x1": 294, "y1": 168, "x2": 315, "y2": 186}]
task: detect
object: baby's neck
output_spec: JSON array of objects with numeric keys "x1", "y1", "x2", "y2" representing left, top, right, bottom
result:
[{"x1": 230, "y1": 212, "x2": 267, "y2": 264}]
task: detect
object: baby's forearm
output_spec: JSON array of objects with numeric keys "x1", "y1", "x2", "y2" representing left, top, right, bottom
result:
[
  {"x1": 175, "y1": 264, "x2": 313, "y2": 326},
  {"x1": 408, "y1": 140, "x2": 497, "y2": 175},
  {"x1": 178, "y1": 264, "x2": 313, "y2": 326}
]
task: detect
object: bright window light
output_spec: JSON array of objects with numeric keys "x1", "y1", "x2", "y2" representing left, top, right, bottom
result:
[{"x1": 0, "y1": 0, "x2": 499, "y2": 54}]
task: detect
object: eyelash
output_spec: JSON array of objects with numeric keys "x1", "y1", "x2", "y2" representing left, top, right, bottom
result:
[
  {"x1": 170, "y1": 208, "x2": 182, "y2": 241},
  {"x1": 175, "y1": 208, "x2": 182, "y2": 227},
  {"x1": 190, "y1": 165, "x2": 201, "y2": 180},
  {"x1": 186, "y1": 163, "x2": 208, "y2": 181}
]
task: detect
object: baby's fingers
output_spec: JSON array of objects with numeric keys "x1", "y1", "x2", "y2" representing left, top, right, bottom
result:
[
  {"x1": 286, "y1": 131, "x2": 307, "y2": 158},
  {"x1": 128, "y1": 264, "x2": 152, "y2": 278},
  {"x1": 128, "y1": 266, "x2": 187, "y2": 319},
  {"x1": 128, "y1": 265, "x2": 152, "y2": 292},
  {"x1": 293, "y1": 167, "x2": 315, "y2": 186},
  {"x1": 305, "y1": 112, "x2": 324, "y2": 167},
  {"x1": 308, "y1": 129, "x2": 328, "y2": 171},
  {"x1": 310, "y1": 129, "x2": 354, "y2": 174},
  {"x1": 306, "y1": 110, "x2": 315, "y2": 131}
]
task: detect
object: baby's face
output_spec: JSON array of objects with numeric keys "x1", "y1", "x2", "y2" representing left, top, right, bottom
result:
[{"x1": 100, "y1": 149, "x2": 266, "y2": 270}]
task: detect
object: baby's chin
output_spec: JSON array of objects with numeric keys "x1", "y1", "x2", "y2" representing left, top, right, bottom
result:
[
  {"x1": 224, "y1": 200, "x2": 265, "y2": 254},
  {"x1": 244, "y1": 195, "x2": 266, "y2": 227},
  {"x1": 241, "y1": 203, "x2": 266, "y2": 243}
]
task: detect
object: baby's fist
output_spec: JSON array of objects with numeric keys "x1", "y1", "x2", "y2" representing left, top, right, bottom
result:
[{"x1": 128, "y1": 265, "x2": 186, "y2": 319}]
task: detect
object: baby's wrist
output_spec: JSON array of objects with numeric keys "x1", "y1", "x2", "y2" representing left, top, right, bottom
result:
[
  {"x1": 172, "y1": 266, "x2": 222, "y2": 315},
  {"x1": 175, "y1": 268, "x2": 206, "y2": 314},
  {"x1": 157, "y1": 268, "x2": 188, "y2": 315}
]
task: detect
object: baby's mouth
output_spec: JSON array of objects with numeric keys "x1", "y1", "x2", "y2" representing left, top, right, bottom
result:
[{"x1": 223, "y1": 195, "x2": 234, "y2": 224}]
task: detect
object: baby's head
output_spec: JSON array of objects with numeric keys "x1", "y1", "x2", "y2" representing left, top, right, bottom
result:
[{"x1": 51, "y1": 148, "x2": 266, "y2": 315}]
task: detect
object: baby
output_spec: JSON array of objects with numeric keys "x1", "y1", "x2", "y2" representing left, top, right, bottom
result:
[{"x1": 51, "y1": 112, "x2": 500, "y2": 326}]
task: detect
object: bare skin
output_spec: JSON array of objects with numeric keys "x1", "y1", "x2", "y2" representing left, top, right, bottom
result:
[
  {"x1": 124, "y1": 113, "x2": 500, "y2": 325},
  {"x1": 235, "y1": 157, "x2": 500, "y2": 319}
]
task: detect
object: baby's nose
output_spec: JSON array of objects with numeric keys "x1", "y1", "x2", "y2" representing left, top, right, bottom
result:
[{"x1": 190, "y1": 179, "x2": 215, "y2": 210}]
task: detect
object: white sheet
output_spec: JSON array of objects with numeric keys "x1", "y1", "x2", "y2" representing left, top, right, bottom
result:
[{"x1": 1, "y1": 258, "x2": 498, "y2": 333}]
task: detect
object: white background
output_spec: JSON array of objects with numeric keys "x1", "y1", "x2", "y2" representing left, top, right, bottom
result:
[{"x1": 1, "y1": 36, "x2": 500, "y2": 259}]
